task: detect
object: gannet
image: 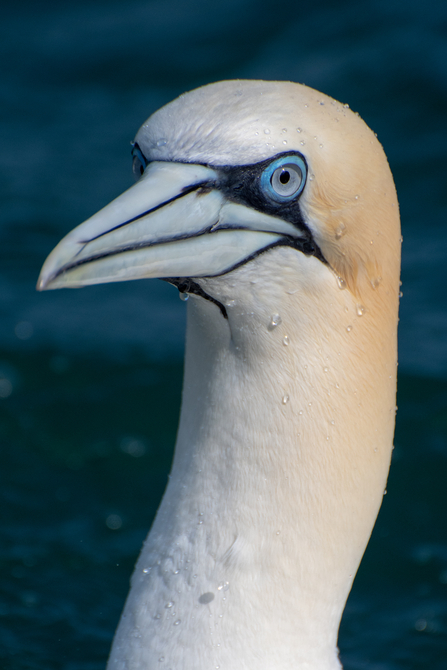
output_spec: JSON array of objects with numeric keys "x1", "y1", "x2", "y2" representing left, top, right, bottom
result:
[{"x1": 38, "y1": 80, "x2": 401, "y2": 670}]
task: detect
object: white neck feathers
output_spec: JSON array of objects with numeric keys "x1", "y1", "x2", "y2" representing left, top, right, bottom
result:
[{"x1": 107, "y1": 241, "x2": 399, "y2": 670}]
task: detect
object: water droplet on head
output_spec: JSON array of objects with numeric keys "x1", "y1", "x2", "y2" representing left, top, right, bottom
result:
[
  {"x1": 335, "y1": 223, "x2": 346, "y2": 240},
  {"x1": 281, "y1": 128, "x2": 287, "y2": 133},
  {"x1": 354, "y1": 195, "x2": 359, "y2": 200},
  {"x1": 399, "y1": 291, "x2": 403, "y2": 298},
  {"x1": 268, "y1": 314, "x2": 282, "y2": 330},
  {"x1": 217, "y1": 581, "x2": 230, "y2": 591},
  {"x1": 296, "y1": 127, "x2": 302, "y2": 133},
  {"x1": 156, "y1": 138, "x2": 167, "y2": 147},
  {"x1": 165, "y1": 601, "x2": 174, "y2": 609},
  {"x1": 336, "y1": 276, "x2": 347, "y2": 290},
  {"x1": 159, "y1": 657, "x2": 164, "y2": 662},
  {"x1": 179, "y1": 292, "x2": 189, "y2": 301},
  {"x1": 174, "y1": 619, "x2": 181, "y2": 626},
  {"x1": 300, "y1": 140, "x2": 305, "y2": 146},
  {"x1": 276, "y1": 530, "x2": 280, "y2": 535},
  {"x1": 282, "y1": 335, "x2": 289, "y2": 346},
  {"x1": 323, "y1": 367, "x2": 328, "y2": 373},
  {"x1": 343, "y1": 103, "x2": 350, "y2": 108},
  {"x1": 319, "y1": 144, "x2": 324, "y2": 148},
  {"x1": 370, "y1": 277, "x2": 382, "y2": 290},
  {"x1": 264, "y1": 129, "x2": 270, "y2": 135},
  {"x1": 282, "y1": 394, "x2": 289, "y2": 405},
  {"x1": 356, "y1": 305, "x2": 365, "y2": 316},
  {"x1": 346, "y1": 325, "x2": 352, "y2": 332},
  {"x1": 282, "y1": 140, "x2": 287, "y2": 145},
  {"x1": 143, "y1": 567, "x2": 151, "y2": 574}
]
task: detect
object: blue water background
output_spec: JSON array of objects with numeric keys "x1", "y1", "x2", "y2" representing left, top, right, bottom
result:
[{"x1": 0, "y1": 0, "x2": 446, "y2": 667}]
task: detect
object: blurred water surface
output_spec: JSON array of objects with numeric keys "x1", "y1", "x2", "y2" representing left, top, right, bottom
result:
[{"x1": 0, "y1": 0, "x2": 446, "y2": 668}]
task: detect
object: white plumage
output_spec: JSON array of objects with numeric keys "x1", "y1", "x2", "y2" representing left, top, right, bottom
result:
[{"x1": 38, "y1": 80, "x2": 401, "y2": 669}]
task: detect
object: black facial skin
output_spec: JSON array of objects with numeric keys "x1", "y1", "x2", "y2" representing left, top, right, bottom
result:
[{"x1": 163, "y1": 151, "x2": 327, "y2": 319}]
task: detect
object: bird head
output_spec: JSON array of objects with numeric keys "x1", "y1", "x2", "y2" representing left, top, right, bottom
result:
[{"x1": 38, "y1": 80, "x2": 400, "y2": 329}]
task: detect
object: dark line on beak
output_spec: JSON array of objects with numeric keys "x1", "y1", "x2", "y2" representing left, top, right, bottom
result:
[{"x1": 82, "y1": 180, "x2": 215, "y2": 244}]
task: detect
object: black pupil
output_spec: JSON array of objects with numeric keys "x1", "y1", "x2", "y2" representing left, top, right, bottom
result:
[
  {"x1": 139, "y1": 162, "x2": 144, "y2": 175},
  {"x1": 279, "y1": 170, "x2": 290, "y2": 184}
]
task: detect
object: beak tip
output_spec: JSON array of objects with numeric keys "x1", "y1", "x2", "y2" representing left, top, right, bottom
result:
[{"x1": 36, "y1": 269, "x2": 54, "y2": 291}]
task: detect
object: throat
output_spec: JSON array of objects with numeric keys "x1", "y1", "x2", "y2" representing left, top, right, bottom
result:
[
  {"x1": 164, "y1": 277, "x2": 228, "y2": 319},
  {"x1": 108, "y1": 256, "x2": 396, "y2": 670}
]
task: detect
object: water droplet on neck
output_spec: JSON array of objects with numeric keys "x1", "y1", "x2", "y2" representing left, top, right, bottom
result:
[
  {"x1": 282, "y1": 394, "x2": 289, "y2": 405},
  {"x1": 370, "y1": 277, "x2": 382, "y2": 290},
  {"x1": 356, "y1": 305, "x2": 365, "y2": 316},
  {"x1": 346, "y1": 325, "x2": 352, "y2": 332},
  {"x1": 282, "y1": 140, "x2": 287, "y2": 145},
  {"x1": 174, "y1": 619, "x2": 181, "y2": 626},
  {"x1": 142, "y1": 567, "x2": 151, "y2": 574},
  {"x1": 268, "y1": 314, "x2": 282, "y2": 330},
  {"x1": 296, "y1": 127, "x2": 302, "y2": 133},
  {"x1": 336, "y1": 276, "x2": 347, "y2": 290},
  {"x1": 282, "y1": 335, "x2": 290, "y2": 346},
  {"x1": 179, "y1": 292, "x2": 189, "y2": 301},
  {"x1": 156, "y1": 138, "x2": 167, "y2": 147},
  {"x1": 264, "y1": 129, "x2": 270, "y2": 135},
  {"x1": 335, "y1": 223, "x2": 346, "y2": 240},
  {"x1": 165, "y1": 601, "x2": 174, "y2": 608},
  {"x1": 217, "y1": 581, "x2": 229, "y2": 591}
]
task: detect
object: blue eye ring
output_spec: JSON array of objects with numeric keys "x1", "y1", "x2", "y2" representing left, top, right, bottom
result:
[
  {"x1": 260, "y1": 154, "x2": 307, "y2": 203},
  {"x1": 131, "y1": 143, "x2": 148, "y2": 180}
]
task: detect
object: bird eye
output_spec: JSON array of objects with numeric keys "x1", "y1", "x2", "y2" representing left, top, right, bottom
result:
[
  {"x1": 131, "y1": 144, "x2": 148, "y2": 181},
  {"x1": 260, "y1": 155, "x2": 307, "y2": 203}
]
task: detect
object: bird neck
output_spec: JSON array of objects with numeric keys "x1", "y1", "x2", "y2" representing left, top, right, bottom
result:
[{"x1": 110, "y1": 251, "x2": 398, "y2": 670}]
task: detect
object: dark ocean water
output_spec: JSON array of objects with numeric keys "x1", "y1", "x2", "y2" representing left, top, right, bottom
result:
[{"x1": 0, "y1": 0, "x2": 446, "y2": 668}]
